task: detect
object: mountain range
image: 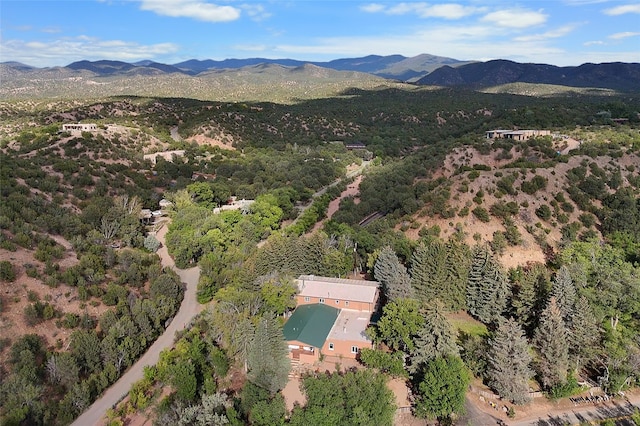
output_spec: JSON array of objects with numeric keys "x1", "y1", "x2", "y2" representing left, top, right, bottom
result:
[
  {"x1": 2, "y1": 54, "x2": 639, "y2": 94},
  {"x1": 417, "y1": 60, "x2": 640, "y2": 92}
]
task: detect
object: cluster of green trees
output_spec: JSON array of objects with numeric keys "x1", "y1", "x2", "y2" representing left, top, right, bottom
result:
[
  {"x1": 366, "y1": 234, "x2": 640, "y2": 419},
  {"x1": 0, "y1": 121, "x2": 193, "y2": 424},
  {"x1": 0, "y1": 264, "x2": 183, "y2": 425}
]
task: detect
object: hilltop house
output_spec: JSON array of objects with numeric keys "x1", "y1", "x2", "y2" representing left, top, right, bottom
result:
[
  {"x1": 283, "y1": 275, "x2": 380, "y2": 364},
  {"x1": 143, "y1": 150, "x2": 186, "y2": 165},
  {"x1": 62, "y1": 123, "x2": 98, "y2": 132},
  {"x1": 485, "y1": 129, "x2": 551, "y2": 141}
]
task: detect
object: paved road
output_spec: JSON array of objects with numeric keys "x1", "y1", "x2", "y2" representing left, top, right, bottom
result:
[
  {"x1": 510, "y1": 398, "x2": 639, "y2": 426},
  {"x1": 72, "y1": 223, "x2": 203, "y2": 426},
  {"x1": 459, "y1": 396, "x2": 503, "y2": 425}
]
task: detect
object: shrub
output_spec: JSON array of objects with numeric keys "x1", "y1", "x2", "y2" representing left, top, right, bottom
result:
[
  {"x1": 358, "y1": 348, "x2": 408, "y2": 378},
  {"x1": 143, "y1": 234, "x2": 160, "y2": 252},
  {"x1": 0, "y1": 261, "x2": 16, "y2": 282},
  {"x1": 521, "y1": 175, "x2": 548, "y2": 195},
  {"x1": 535, "y1": 205, "x2": 552, "y2": 221},
  {"x1": 472, "y1": 207, "x2": 491, "y2": 223},
  {"x1": 547, "y1": 374, "x2": 582, "y2": 400},
  {"x1": 496, "y1": 175, "x2": 517, "y2": 195},
  {"x1": 491, "y1": 231, "x2": 507, "y2": 255}
]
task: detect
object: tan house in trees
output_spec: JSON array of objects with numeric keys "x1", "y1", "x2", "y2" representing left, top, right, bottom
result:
[
  {"x1": 485, "y1": 129, "x2": 551, "y2": 141},
  {"x1": 283, "y1": 275, "x2": 380, "y2": 364}
]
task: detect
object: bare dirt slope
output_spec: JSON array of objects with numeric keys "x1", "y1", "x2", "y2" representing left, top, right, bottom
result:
[
  {"x1": 402, "y1": 143, "x2": 640, "y2": 269},
  {"x1": 0, "y1": 235, "x2": 109, "y2": 362}
]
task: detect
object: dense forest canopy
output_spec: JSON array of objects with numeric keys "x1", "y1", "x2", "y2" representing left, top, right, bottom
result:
[{"x1": 1, "y1": 86, "x2": 639, "y2": 424}]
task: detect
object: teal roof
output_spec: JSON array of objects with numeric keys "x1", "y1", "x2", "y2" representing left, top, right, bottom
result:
[{"x1": 283, "y1": 304, "x2": 339, "y2": 349}]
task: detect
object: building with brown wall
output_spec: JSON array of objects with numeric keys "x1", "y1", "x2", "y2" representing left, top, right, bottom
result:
[
  {"x1": 485, "y1": 129, "x2": 551, "y2": 141},
  {"x1": 283, "y1": 275, "x2": 380, "y2": 363}
]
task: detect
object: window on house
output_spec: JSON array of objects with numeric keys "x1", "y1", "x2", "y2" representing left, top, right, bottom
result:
[
  {"x1": 329, "y1": 343, "x2": 334, "y2": 350},
  {"x1": 319, "y1": 298, "x2": 325, "y2": 304},
  {"x1": 351, "y1": 346, "x2": 359, "y2": 354},
  {"x1": 304, "y1": 296, "x2": 310, "y2": 302},
  {"x1": 345, "y1": 301, "x2": 349, "y2": 307},
  {"x1": 335, "y1": 300, "x2": 340, "y2": 304}
]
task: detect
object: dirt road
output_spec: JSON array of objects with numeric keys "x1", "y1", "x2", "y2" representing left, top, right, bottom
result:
[{"x1": 72, "y1": 222, "x2": 204, "y2": 426}]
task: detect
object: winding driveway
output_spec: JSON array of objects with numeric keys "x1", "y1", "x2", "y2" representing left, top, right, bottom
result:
[{"x1": 72, "y1": 221, "x2": 203, "y2": 426}]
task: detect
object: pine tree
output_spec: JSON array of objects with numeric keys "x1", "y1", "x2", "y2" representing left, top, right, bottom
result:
[
  {"x1": 414, "y1": 355, "x2": 470, "y2": 421},
  {"x1": 410, "y1": 238, "x2": 470, "y2": 310},
  {"x1": 509, "y1": 263, "x2": 550, "y2": 335},
  {"x1": 247, "y1": 314, "x2": 291, "y2": 394},
  {"x1": 444, "y1": 238, "x2": 471, "y2": 311},
  {"x1": 467, "y1": 246, "x2": 509, "y2": 324},
  {"x1": 568, "y1": 296, "x2": 601, "y2": 371},
  {"x1": 374, "y1": 245, "x2": 413, "y2": 301},
  {"x1": 550, "y1": 266, "x2": 576, "y2": 323},
  {"x1": 409, "y1": 301, "x2": 459, "y2": 374},
  {"x1": 410, "y1": 240, "x2": 446, "y2": 304},
  {"x1": 486, "y1": 318, "x2": 533, "y2": 404},
  {"x1": 533, "y1": 297, "x2": 570, "y2": 390}
]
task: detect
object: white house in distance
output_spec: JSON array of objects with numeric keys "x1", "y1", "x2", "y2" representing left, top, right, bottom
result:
[
  {"x1": 62, "y1": 123, "x2": 98, "y2": 132},
  {"x1": 282, "y1": 275, "x2": 380, "y2": 364},
  {"x1": 143, "y1": 150, "x2": 186, "y2": 165},
  {"x1": 485, "y1": 129, "x2": 551, "y2": 141}
]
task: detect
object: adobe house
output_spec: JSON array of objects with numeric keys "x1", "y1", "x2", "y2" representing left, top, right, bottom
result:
[
  {"x1": 143, "y1": 150, "x2": 186, "y2": 165},
  {"x1": 62, "y1": 123, "x2": 98, "y2": 132},
  {"x1": 485, "y1": 129, "x2": 551, "y2": 141},
  {"x1": 283, "y1": 275, "x2": 380, "y2": 364}
]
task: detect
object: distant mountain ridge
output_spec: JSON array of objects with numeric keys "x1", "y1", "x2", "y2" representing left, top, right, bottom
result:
[
  {"x1": 172, "y1": 53, "x2": 474, "y2": 81},
  {"x1": 416, "y1": 59, "x2": 640, "y2": 92},
  {"x1": 2, "y1": 55, "x2": 639, "y2": 94},
  {"x1": 2, "y1": 54, "x2": 470, "y2": 82}
]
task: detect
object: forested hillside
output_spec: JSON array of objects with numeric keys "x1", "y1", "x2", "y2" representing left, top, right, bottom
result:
[{"x1": 1, "y1": 87, "x2": 639, "y2": 425}]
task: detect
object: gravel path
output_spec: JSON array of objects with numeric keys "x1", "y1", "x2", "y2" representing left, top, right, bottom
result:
[{"x1": 72, "y1": 221, "x2": 203, "y2": 426}]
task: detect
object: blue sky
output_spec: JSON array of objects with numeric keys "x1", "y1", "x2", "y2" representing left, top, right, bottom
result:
[{"x1": 1, "y1": 1, "x2": 639, "y2": 67}]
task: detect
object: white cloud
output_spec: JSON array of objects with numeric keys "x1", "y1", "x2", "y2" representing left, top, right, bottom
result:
[
  {"x1": 269, "y1": 19, "x2": 640, "y2": 66},
  {"x1": 361, "y1": 2, "x2": 483, "y2": 19},
  {"x1": 603, "y1": 4, "x2": 640, "y2": 15},
  {"x1": 139, "y1": 0, "x2": 240, "y2": 22},
  {"x1": 584, "y1": 40, "x2": 606, "y2": 45},
  {"x1": 233, "y1": 44, "x2": 269, "y2": 52},
  {"x1": 563, "y1": 0, "x2": 611, "y2": 5},
  {"x1": 1, "y1": 37, "x2": 180, "y2": 67},
  {"x1": 241, "y1": 4, "x2": 271, "y2": 21},
  {"x1": 417, "y1": 4, "x2": 485, "y2": 19},
  {"x1": 481, "y1": 8, "x2": 548, "y2": 28},
  {"x1": 609, "y1": 31, "x2": 640, "y2": 39},
  {"x1": 360, "y1": 3, "x2": 385, "y2": 13},
  {"x1": 514, "y1": 24, "x2": 580, "y2": 42}
]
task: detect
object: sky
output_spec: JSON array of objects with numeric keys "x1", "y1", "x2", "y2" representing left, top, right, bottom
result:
[{"x1": 1, "y1": 0, "x2": 639, "y2": 68}]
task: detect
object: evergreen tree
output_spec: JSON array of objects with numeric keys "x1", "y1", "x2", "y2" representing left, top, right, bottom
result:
[
  {"x1": 533, "y1": 297, "x2": 570, "y2": 390},
  {"x1": 467, "y1": 246, "x2": 509, "y2": 324},
  {"x1": 410, "y1": 240, "x2": 446, "y2": 304},
  {"x1": 550, "y1": 266, "x2": 576, "y2": 323},
  {"x1": 509, "y1": 263, "x2": 550, "y2": 336},
  {"x1": 410, "y1": 238, "x2": 470, "y2": 311},
  {"x1": 486, "y1": 318, "x2": 533, "y2": 404},
  {"x1": 247, "y1": 314, "x2": 290, "y2": 394},
  {"x1": 414, "y1": 355, "x2": 470, "y2": 422},
  {"x1": 374, "y1": 245, "x2": 413, "y2": 301},
  {"x1": 568, "y1": 296, "x2": 601, "y2": 371},
  {"x1": 409, "y1": 301, "x2": 459, "y2": 374},
  {"x1": 444, "y1": 238, "x2": 471, "y2": 311}
]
